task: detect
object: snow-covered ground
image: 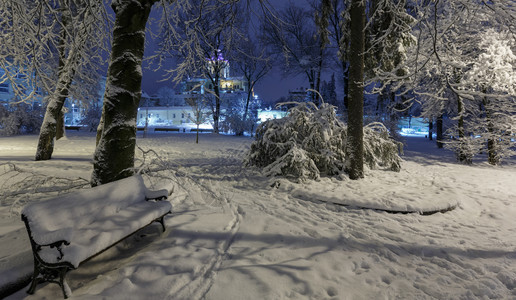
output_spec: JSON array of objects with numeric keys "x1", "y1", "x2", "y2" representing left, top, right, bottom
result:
[{"x1": 1, "y1": 131, "x2": 515, "y2": 299}]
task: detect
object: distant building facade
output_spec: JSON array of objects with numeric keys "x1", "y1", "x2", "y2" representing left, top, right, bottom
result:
[{"x1": 137, "y1": 51, "x2": 256, "y2": 130}]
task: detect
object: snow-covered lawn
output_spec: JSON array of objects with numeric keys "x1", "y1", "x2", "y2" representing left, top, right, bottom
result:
[{"x1": 1, "y1": 132, "x2": 516, "y2": 299}]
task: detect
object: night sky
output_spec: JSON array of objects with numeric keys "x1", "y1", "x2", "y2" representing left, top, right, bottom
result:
[{"x1": 140, "y1": 0, "x2": 313, "y2": 103}]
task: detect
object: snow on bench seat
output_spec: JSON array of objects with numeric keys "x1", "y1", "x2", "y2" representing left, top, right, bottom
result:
[
  {"x1": 36, "y1": 200, "x2": 171, "y2": 267},
  {"x1": 21, "y1": 174, "x2": 172, "y2": 298}
]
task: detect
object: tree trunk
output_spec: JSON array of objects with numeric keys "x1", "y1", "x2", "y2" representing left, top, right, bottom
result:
[
  {"x1": 35, "y1": 85, "x2": 73, "y2": 161},
  {"x1": 91, "y1": 0, "x2": 155, "y2": 186},
  {"x1": 436, "y1": 115, "x2": 444, "y2": 148},
  {"x1": 346, "y1": 0, "x2": 365, "y2": 180},
  {"x1": 35, "y1": 3, "x2": 73, "y2": 160},
  {"x1": 428, "y1": 120, "x2": 433, "y2": 140},
  {"x1": 35, "y1": 48, "x2": 76, "y2": 160},
  {"x1": 456, "y1": 95, "x2": 470, "y2": 163},
  {"x1": 56, "y1": 109, "x2": 65, "y2": 140},
  {"x1": 315, "y1": 50, "x2": 323, "y2": 106},
  {"x1": 483, "y1": 97, "x2": 497, "y2": 165},
  {"x1": 96, "y1": 105, "x2": 104, "y2": 145},
  {"x1": 196, "y1": 123, "x2": 199, "y2": 144},
  {"x1": 213, "y1": 83, "x2": 220, "y2": 134},
  {"x1": 238, "y1": 84, "x2": 253, "y2": 136}
]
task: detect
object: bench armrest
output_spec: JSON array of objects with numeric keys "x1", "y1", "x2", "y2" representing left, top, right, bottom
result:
[
  {"x1": 31, "y1": 227, "x2": 73, "y2": 247},
  {"x1": 34, "y1": 239, "x2": 71, "y2": 262},
  {"x1": 146, "y1": 189, "x2": 170, "y2": 201}
]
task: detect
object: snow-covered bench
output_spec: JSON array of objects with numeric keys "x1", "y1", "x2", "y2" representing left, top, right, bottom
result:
[{"x1": 20, "y1": 175, "x2": 172, "y2": 298}]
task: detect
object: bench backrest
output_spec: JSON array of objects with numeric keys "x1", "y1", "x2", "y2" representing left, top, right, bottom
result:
[{"x1": 22, "y1": 175, "x2": 149, "y2": 244}]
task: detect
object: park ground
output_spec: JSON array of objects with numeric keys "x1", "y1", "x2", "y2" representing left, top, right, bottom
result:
[{"x1": 1, "y1": 131, "x2": 516, "y2": 299}]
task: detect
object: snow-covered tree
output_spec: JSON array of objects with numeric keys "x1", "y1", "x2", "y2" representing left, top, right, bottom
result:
[
  {"x1": 232, "y1": 35, "x2": 271, "y2": 135},
  {"x1": 92, "y1": 0, "x2": 157, "y2": 186},
  {"x1": 186, "y1": 96, "x2": 211, "y2": 143},
  {"x1": 346, "y1": 0, "x2": 366, "y2": 179},
  {"x1": 157, "y1": 0, "x2": 243, "y2": 134},
  {"x1": 80, "y1": 102, "x2": 102, "y2": 132},
  {"x1": 461, "y1": 29, "x2": 516, "y2": 165},
  {"x1": 320, "y1": 74, "x2": 338, "y2": 108},
  {"x1": 156, "y1": 86, "x2": 180, "y2": 106},
  {"x1": 261, "y1": 4, "x2": 330, "y2": 104},
  {"x1": 245, "y1": 102, "x2": 402, "y2": 182},
  {"x1": 0, "y1": 103, "x2": 43, "y2": 136},
  {"x1": 0, "y1": 0, "x2": 110, "y2": 160},
  {"x1": 407, "y1": 0, "x2": 516, "y2": 164}
]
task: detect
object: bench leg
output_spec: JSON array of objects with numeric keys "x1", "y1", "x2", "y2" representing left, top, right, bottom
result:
[
  {"x1": 157, "y1": 216, "x2": 166, "y2": 232},
  {"x1": 27, "y1": 263, "x2": 41, "y2": 295},
  {"x1": 27, "y1": 258, "x2": 71, "y2": 298},
  {"x1": 58, "y1": 267, "x2": 70, "y2": 299}
]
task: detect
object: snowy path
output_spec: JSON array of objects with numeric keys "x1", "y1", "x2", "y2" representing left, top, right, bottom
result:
[{"x1": 1, "y1": 133, "x2": 516, "y2": 299}]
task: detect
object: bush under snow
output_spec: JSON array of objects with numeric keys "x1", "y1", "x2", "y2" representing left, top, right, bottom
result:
[{"x1": 245, "y1": 102, "x2": 403, "y2": 181}]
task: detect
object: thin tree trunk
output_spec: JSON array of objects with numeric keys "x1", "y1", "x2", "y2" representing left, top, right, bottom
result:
[
  {"x1": 315, "y1": 51, "x2": 323, "y2": 106},
  {"x1": 483, "y1": 97, "x2": 497, "y2": 165},
  {"x1": 196, "y1": 123, "x2": 199, "y2": 144},
  {"x1": 35, "y1": 3, "x2": 73, "y2": 160},
  {"x1": 56, "y1": 109, "x2": 65, "y2": 140},
  {"x1": 213, "y1": 83, "x2": 220, "y2": 134},
  {"x1": 436, "y1": 115, "x2": 444, "y2": 148},
  {"x1": 342, "y1": 63, "x2": 349, "y2": 111},
  {"x1": 428, "y1": 120, "x2": 433, "y2": 140},
  {"x1": 456, "y1": 95, "x2": 470, "y2": 163},
  {"x1": 346, "y1": 0, "x2": 365, "y2": 180},
  {"x1": 91, "y1": 0, "x2": 155, "y2": 186},
  {"x1": 238, "y1": 84, "x2": 253, "y2": 136},
  {"x1": 35, "y1": 51, "x2": 76, "y2": 160}
]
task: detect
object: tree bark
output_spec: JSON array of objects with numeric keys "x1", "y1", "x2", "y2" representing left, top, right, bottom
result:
[
  {"x1": 56, "y1": 109, "x2": 65, "y2": 140},
  {"x1": 483, "y1": 97, "x2": 497, "y2": 165},
  {"x1": 315, "y1": 51, "x2": 323, "y2": 106},
  {"x1": 456, "y1": 95, "x2": 470, "y2": 163},
  {"x1": 213, "y1": 83, "x2": 220, "y2": 134},
  {"x1": 35, "y1": 48, "x2": 76, "y2": 160},
  {"x1": 428, "y1": 120, "x2": 433, "y2": 140},
  {"x1": 436, "y1": 115, "x2": 444, "y2": 148},
  {"x1": 346, "y1": 0, "x2": 365, "y2": 180},
  {"x1": 91, "y1": 0, "x2": 155, "y2": 186},
  {"x1": 343, "y1": 63, "x2": 349, "y2": 111}
]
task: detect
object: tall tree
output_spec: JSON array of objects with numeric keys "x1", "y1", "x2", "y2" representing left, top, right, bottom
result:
[
  {"x1": 233, "y1": 35, "x2": 271, "y2": 135},
  {"x1": 93, "y1": 0, "x2": 277, "y2": 185},
  {"x1": 261, "y1": 4, "x2": 326, "y2": 104},
  {"x1": 37, "y1": 0, "x2": 108, "y2": 160},
  {"x1": 92, "y1": 0, "x2": 156, "y2": 186},
  {"x1": 313, "y1": 0, "x2": 333, "y2": 106},
  {"x1": 328, "y1": 0, "x2": 350, "y2": 110},
  {"x1": 407, "y1": 0, "x2": 516, "y2": 162},
  {"x1": 0, "y1": 0, "x2": 109, "y2": 160},
  {"x1": 346, "y1": 0, "x2": 366, "y2": 180},
  {"x1": 462, "y1": 29, "x2": 516, "y2": 165},
  {"x1": 159, "y1": 0, "x2": 242, "y2": 134}
]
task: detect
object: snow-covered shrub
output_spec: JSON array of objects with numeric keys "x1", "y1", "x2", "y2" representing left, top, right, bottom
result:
[
  {"x1": 262, "y1": 145, "x2": 320, "y2": 180},
  {"x1": 363, "y1": 122, "x2": 403, "y2": 172},
  {"x1": 0, "y1": 103, "x2": 43, "y2": 136},
  {"x1": 220, "y1": 109, "x2": 247, "y2": 135},
  {"x1": 80, "y1": 104, "x2": 102, "y2": 132},
  {"x1": 245, "y1": 102, "x2": 403, "y2": 181}
]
